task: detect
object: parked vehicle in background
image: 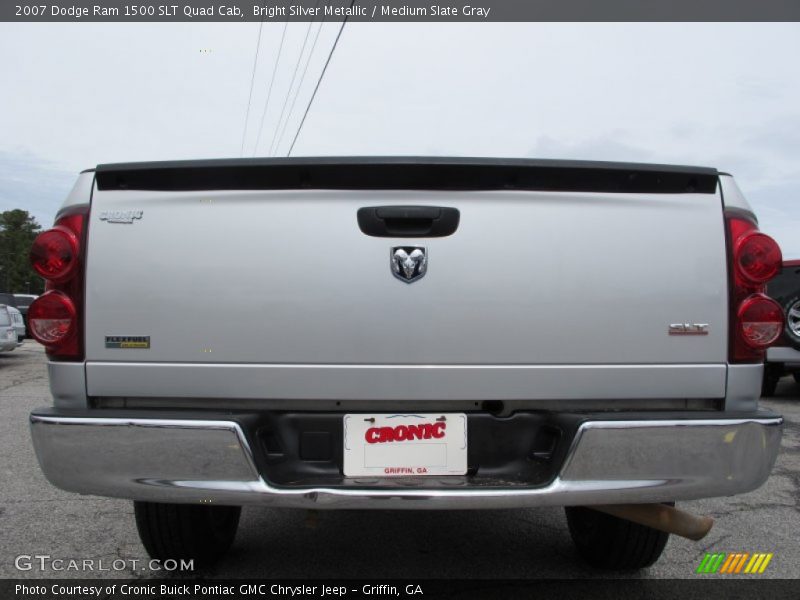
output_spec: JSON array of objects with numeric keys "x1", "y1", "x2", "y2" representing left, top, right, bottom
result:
[
  {"x1": 26, "y1": 158, "x2": 786, "y2": 571},
  {"x1": 762, "y1": 260, "x2": 800, "y2": 396},
  {"x1": 0, "y1": 293, "x2": 18, "y2": 309},
  {"x1": 13, "y1": 294, "x2": 38, "y2": 310},
  {"x1": 0, "y1": 305, "x2": 18, "y2": 352},
  {"x1": 13, "y1": 294, "x2": 37, "y2": 337},
  {"x1": 7, "y1": 306, "x2": 25, "y2": 344}
]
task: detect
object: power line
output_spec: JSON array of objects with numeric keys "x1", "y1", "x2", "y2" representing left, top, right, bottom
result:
[
  {"x1": 267, "y1": 1, "x2": 321, "y2": 157},
  {"x1": 287, "y1": 1, "x2": 354, "y2": 157},
  {"x1": 252, "y1": 20, "x2": 290, "y2": 156},
  {"x1": 239, "y1": 19, "x2": 265, "y2": 156},
  {"x1": 274, "y1": 18, "x2": 326, "y2": 156}
]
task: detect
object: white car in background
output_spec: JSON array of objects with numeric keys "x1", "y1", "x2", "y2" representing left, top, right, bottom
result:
[
  {"x1": 0, "y1": 305, "x2": 18, "y2": 352},
  {"x1": 7, "y1": 305, "x2": 25, "y2": 344},
  {"x1": 13, "y1": 293, "x2": 38, "y2": 337}
]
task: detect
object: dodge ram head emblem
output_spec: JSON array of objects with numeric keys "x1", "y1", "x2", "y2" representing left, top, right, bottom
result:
[{"x1": 391, "y1": 247, "x2": 427, "y2": 283}]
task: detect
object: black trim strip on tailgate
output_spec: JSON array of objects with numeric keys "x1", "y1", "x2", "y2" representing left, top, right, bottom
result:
[{"x1": 94, "y1": 156, "x2": 718, "y2": 194}]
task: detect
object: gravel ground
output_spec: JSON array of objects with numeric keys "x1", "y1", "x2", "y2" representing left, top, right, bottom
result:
[{"x1": 1, "y1": 342, "x2": 798, "y2": 580}]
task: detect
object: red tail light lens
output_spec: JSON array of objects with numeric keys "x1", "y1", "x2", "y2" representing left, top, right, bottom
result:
[
  {"x1": 737, "y1": 293, "x2": 784, "y2": 349},
  {"x1": 28, "y1": 206, "x2": 88, "y2": 360},
  {"x1": 28, "y1": 291, "x2": 77, "y2": 346},
  {"x1": 735, "y1": 232, "x2": 782, "y2": 284},
  {"x1": 29, "y1": 226, "x2": 79, "y2": 282},
  {"x1": 726, "y1": 212, "x2": 784, "y2": 362}
]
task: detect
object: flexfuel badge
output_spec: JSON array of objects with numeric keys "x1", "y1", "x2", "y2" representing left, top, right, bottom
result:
[{"x1": 105, "y1": 336, "x2": 150, "y2": 349}]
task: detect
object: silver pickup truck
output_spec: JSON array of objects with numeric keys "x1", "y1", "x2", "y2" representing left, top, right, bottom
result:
[{"x1": 27, "y1": 157, "x2": 784, "y2": 570}]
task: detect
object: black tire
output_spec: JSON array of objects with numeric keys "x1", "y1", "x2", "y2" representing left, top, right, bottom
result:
[
  {"x1": 762, "y1": 374, "x2": 779, "y2": 397},
  {"x1": 793, "y1": 373, "x2": 800, "y2": 385},
  {"x1": 565, "y1": 506, "x2": 670, "y2": 570},
  {"x1": 783, "y1": 296, "x2": 800, "y2": 351},
  {"x1": 762, "y1": 364, "x2": 782, "y2": 398},
  {"x1": 134, "y1": 501, "x2": 241, "y2": 568}
]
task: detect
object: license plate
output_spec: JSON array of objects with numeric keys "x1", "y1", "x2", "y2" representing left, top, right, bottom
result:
[{"x1": 343, "y1": 413, "x2": 468, "y2": 477}]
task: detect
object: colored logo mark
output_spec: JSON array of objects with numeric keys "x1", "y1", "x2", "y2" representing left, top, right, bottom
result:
[{"x1": 696, "y1": 552, "x2": 773, "y2": 574}]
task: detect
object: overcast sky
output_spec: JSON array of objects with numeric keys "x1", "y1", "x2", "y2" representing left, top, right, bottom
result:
[{"x1": 1, "y1": 22, "x2": 799, "y2": 255}]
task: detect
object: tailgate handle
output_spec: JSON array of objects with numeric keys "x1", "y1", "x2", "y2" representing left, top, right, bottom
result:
[{"x1": 357, "y1": 206, "x2": 460, "y2": 237}]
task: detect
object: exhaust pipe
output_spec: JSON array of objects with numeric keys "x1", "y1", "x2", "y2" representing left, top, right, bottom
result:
[{"x1": 592, "y1": 503, "x2": 714, "y2": 541}]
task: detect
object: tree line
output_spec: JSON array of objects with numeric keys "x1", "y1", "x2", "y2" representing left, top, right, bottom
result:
[{"x1": 0, "y1": 209, "x2": 44, "y2": 294}]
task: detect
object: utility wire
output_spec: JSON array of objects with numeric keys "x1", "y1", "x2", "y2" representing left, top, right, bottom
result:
[
  {"x1": 252, "y1": 20, "x2": 290, "y2": 156},
  {"x1": 267, "y1": 1, "x2": 321, "y2": 157},
  {"x1": 239, "y1": 19, "x2": 265, "y2": 156},
  {"x1": 287, "y1": 1, "x2": 354, "y2": 157},
  {"x1": 274, "y1": 18, "x2": 326, "y2": 156}
]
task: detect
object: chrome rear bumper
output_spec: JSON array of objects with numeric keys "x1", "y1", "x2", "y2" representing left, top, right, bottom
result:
[{"x1": 29, "y1": 412, "x2": 782, "y2": 509}]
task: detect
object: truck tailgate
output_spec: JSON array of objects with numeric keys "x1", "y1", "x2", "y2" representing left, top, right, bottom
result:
[{"x1": 83, "y1": 159, "x2": 727, "y2": 401}]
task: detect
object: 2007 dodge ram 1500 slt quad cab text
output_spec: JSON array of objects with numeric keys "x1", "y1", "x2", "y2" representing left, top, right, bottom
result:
[{"x1": 26, "y1": 157, "x2": 784, "y2": 570}]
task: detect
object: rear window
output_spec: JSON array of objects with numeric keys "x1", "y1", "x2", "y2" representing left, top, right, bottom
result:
[{"x1": 0, "y1": 309, "x2": 10, "y2": 327}]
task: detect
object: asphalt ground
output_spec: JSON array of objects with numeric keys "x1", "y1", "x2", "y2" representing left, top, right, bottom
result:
[{"x1": 1, "y1": 342, "x2": 798, "y2": 580}]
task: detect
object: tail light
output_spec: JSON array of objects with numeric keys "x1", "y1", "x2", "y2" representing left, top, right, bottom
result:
[
  {"x1": 27, "y1": 291, "x2": 76, "y2": 344},
  {"x1": 28, "y1": 207, "x2": 88, "y2": 359},
  {"x1": 29, "y1": 226, "x2": 79, "y2": 283},
  {"x1": 737, "y1": 293, "x2": 783, "y2": 348},
  {"x1": 726, "y1": 212, "x2": 783, "y2": 362},
  {"x1": 734, "y1": 232, "x2": 782, "y2": 284}
]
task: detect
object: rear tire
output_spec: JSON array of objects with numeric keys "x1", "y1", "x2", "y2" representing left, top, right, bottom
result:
[
  {"x1": 134, "y1": 501, "x2": 241, "y2": 568},
  {"x1": 762, "y1": 374, "x2": 779, "y2": 397},
  {"x1": 565, "y1": 506, "x2": 670, "y2": 570},
  {"x1": 783, "y1": 296, "x2": 800, "y2": 350},
  {"x1": 762, "y1": 364, "x2": 782, "y2": 397}
]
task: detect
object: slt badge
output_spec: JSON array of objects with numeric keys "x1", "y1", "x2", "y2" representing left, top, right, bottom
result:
[{"x1": 391, "y1": 247, "x2": 427, "y2": 284}]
